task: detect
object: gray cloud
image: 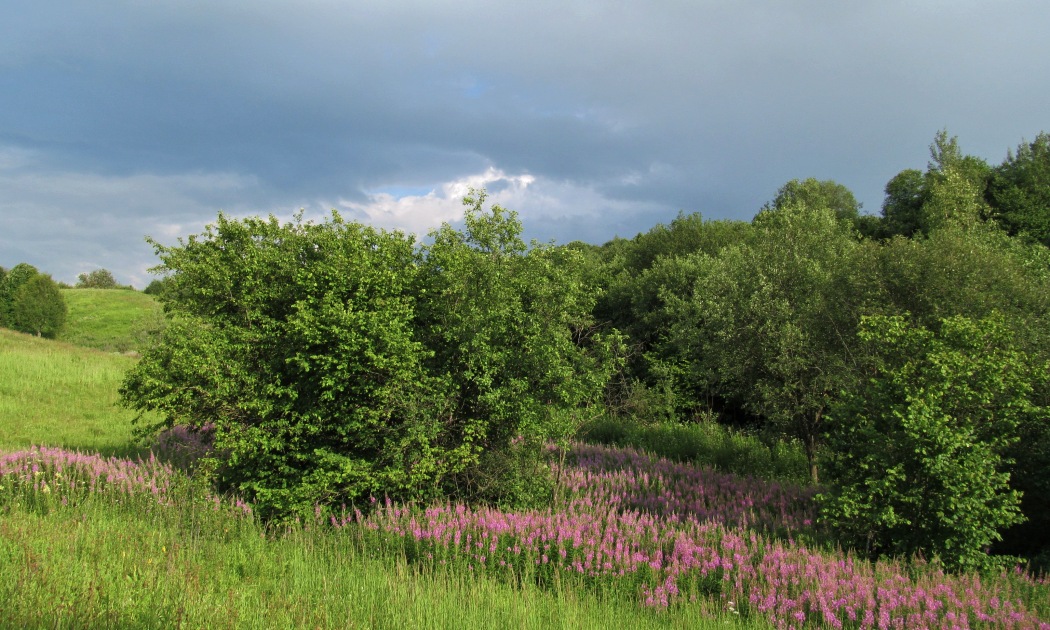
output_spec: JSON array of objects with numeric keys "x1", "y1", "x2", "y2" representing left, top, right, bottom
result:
[{"x1": 1, "y1": 1, "x2": 1048, "y2": 284}]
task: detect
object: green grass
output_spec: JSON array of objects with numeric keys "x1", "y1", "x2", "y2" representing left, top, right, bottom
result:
[
  {"x1": 59, "y1": 288, "x2": 163, "y2": 353},
  {"x1": 579, "y1": 416, "x2": 810, "y2": 484},
  {"x1": 0, "y1": 468, "x2": 761, "y2": 629},
  {"x1": 0, "y1": 328, "x2": 153, "y2": 456},
  {"x1": 0, "y1": 330, "x2": 767, "y2": 628}
]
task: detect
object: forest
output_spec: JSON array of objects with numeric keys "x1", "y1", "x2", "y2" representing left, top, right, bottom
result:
[{"x1": 4, "y1": 130, "x2": 1050, "y2": 582}]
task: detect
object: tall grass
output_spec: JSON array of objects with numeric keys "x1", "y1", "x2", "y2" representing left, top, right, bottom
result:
[
  {"x1": 0, "y1": 329, "x2": 154, "y2": 456},
  {"x1": 579, "y1": 416, "x2": 810, "y2": 484},
  {"x1": 5, "y1": 443, "x2": 1048, "y2": 628},
  {"x1": 59, "y1": 288, "x2": 163, "y2": 353},
  {"x1": 0, "y1": 447, "x2": 757, "y2": 629}
]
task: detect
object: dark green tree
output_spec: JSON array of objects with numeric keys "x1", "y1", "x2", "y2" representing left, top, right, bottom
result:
[
  {"x1": 1, "y1": 263, "x2": 42, "y2": 328},
  {"x1": 880, "y1": 131, "x2": 992, "y2": 239},
  {"x1": 76, "y1": 268, "x2": 119, "y2": 289},
  {"x1": 10, "y1": 273, "x2": 67, "y2": 338},
  {"x1": 820, "y1": 314, "x2": 1043, "y2": 572},
  {"x1": 591, "y1": 216, "x2": 753, "y2": 422},
  {"x1": 658, "y1": 200, "x2": 878, "y2": 482},
  {"x1": 142, "y1": 277, "x2": 173, "y2": 297},
  {"x1": 416, "y1": 191, "x2": 616, "y2": 505},
  {"x1": 986, "y1": 132, "x2": 1050, "y2": 247},
  {"x1": 881, "y1": 169, "x2": 926, "y2": 239},
  {"x1": 0, "y1": 266, "x2": 8, "y2": 327}
]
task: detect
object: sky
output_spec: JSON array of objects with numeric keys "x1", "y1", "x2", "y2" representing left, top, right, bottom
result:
[{"x1": 2, "y1": 1, "x2": 1048, "y2": 288}]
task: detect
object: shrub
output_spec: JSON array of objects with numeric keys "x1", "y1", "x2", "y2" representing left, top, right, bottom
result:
[
  {"x1": 121, "y1": 195, "x2": 614, "y2": 520},
  {"x1": 819, "y1": 313, "x2": 1047, "y2": 572}
]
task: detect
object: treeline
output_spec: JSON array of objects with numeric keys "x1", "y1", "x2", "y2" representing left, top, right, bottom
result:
[
  {"x1": 579, "y1": 130, "x2": 1050, "y2": 571},
  {"x1": 121, "y1": 130, "x2": 1050, "y2": 573}
]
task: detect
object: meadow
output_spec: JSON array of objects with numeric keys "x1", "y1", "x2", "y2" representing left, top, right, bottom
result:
[
  {"x1": 0, "y1": 329, "x2": 152, "y2": 456},
  {"x1": 2, "y1": 302, "x2": 1049, "y2": 628},
  {"x1": 59, "y1": 288, "x2": 163, "y2": 354}
]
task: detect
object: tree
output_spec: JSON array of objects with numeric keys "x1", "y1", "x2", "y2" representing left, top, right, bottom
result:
[
  {"x1": 121, "y1": 211, "x2": 446, "y2": 518},
  {"x1": 121, "y1": 195, "x2": 614, "y2": 519},
  {"x1": 881, "y1": 169, "x2": 926, "y2": 239},
  {"x1": 986, "y1": 132, "x2": 1050, "y2": 247},
  {"x1": 590, "y1": 215, "x2": 753, "y2": 423},
  {"x1": 762, "y1": 178, "x2": 862, "y2": 224},
  {"x1": 658, "y1": 200, "x2": 878, "y2": 482},
  {"x1": 0, "y1": 266, "x2": 8, "y2": 327},
  {"x1": 10, "y1": 273, "x2": 67, "y2": 338},
  {"x1": 416, "y1": 191, "x2": 616, "y2": 504},
  {"x1": 76, "y1": 268, "x2": 119, "y2": 289},
  {"x1": 2, "y1": 263, "x2": 43, "y2": 329},
  {"x1": 820, "y1": 314, "x2": 1043, "y2": 572},
  {"x1": 142, "y1": 277, "x2": 170, "y2": 296},
  {"x1": 880, "y1": 131, "x2": 992, "y2": 240}
]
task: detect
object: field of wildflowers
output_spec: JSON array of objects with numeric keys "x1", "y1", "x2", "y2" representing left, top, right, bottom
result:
[
  {"x1": 338, "y1": 442, "x2": 1049, "y2": 629},
  {"x1": 2, "y1": 438, "x2": 1048, "y2": 628}
]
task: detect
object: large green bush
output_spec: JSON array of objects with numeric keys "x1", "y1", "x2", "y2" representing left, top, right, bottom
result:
[
  {"x1": 121, "y1": 195, "x2": 613, "y2": 519},
  {"x1": 819, "y1": 313, "x2": 1047, "y2": 572}
]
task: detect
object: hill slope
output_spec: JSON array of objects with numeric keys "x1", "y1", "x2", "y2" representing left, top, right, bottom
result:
[
  {"x1": 0, "y1": 328, "x2": 155, "y2": 455},
  {"x1": 59, "y1": 288, "x2": 162, "y2": 353}
]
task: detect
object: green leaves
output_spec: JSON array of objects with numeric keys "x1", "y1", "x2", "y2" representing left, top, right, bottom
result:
[
  {"x1": 121, "y1": 194, "x2": 615, "y2": 519},
  {"x1": 820, "y1": 313, "x2": 1045, "y2": 572},
  {"x1": 2, "y1": 266, "x2": 67, "y2": 338}
]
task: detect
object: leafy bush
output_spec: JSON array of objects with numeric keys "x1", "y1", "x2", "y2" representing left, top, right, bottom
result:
[
  {"x1": 819, "y1": 313, "x2": 1047, "y2": 572},
  {"x1": 121, "y1": 195, "x2": 614, "y2": 520}
]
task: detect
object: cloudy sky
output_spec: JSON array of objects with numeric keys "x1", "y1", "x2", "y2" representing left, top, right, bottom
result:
[{"x1": 2, "y1": 1, "x2": 1048, "y2": 287}]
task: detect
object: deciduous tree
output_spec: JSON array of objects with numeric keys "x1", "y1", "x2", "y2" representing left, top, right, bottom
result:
[
  {"x1": 121, "y1": 195, "x2": 614, "y2": 519},
  {"x1": 10, "y1": 273, "x2": 67, "y2": 338},
  {"x1": 986, "y1": 132, "x2": 1050, "y2": 247},
  {"x1": 820, "y1": 314, "x2": 1044, "y2": 572},
  {"x1": 76, "y1": 268, "x2": 119, "y2": 289}
]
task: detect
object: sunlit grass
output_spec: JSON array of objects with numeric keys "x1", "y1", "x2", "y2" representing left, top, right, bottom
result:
[
  {"x1": 0, "y1": 329, "x2": 153, "y2": 456},
  {"x1": 59, "y1": 288, "x2": 163, "y2": 353},
  {"x1": 579, "y1": 415, "x2": 810, "y2": 484},
  {"x1": 0, "y1": 454, "x2": 760, "y2": 630}
]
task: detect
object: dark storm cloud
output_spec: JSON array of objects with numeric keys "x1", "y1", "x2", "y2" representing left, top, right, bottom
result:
[{"x1": 1, "y1": 1, "x2": 1048, "y2": 284}]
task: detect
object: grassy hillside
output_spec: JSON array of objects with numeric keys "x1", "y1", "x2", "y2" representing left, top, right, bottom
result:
[
  {"x1": 0, "y1": 328, "x2": 153, "y2": 455},
  {"x1": 59, "y1": 288, "x2": 163, "y2": 353}
]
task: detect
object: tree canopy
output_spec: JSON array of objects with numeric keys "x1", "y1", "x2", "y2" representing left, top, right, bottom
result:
[{"x1": 121, "y1": 195, "x2": 615, "y2": 519}]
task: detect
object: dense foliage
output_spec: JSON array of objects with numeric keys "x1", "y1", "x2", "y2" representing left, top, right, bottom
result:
[
  {"x1": 110, "y1": 127, "x2": 1050, "y2": 571},
  {"x1": 0, "y1": 262, "x2": 67, "y2": 338},
  {"x1": 120, "y1": 195, "x2": 615, "y2": 519},
  {"x1": 75, "y1": 268, "x2": 121, "y2": 289},
  {"x1": 581, "y1": 129, "x2": 1050, "y2": 570},
  {"x1": 820, "y1": 314, "x2": 1046, "y2": 572}
]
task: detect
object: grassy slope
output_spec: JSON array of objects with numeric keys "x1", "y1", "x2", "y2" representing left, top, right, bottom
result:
[
  {"x1": 59, "y1": 288, "x2": 163, "y2": 353},
  {"x1": 0, "y1": 328, "x2": 151, "y2": 456}
]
